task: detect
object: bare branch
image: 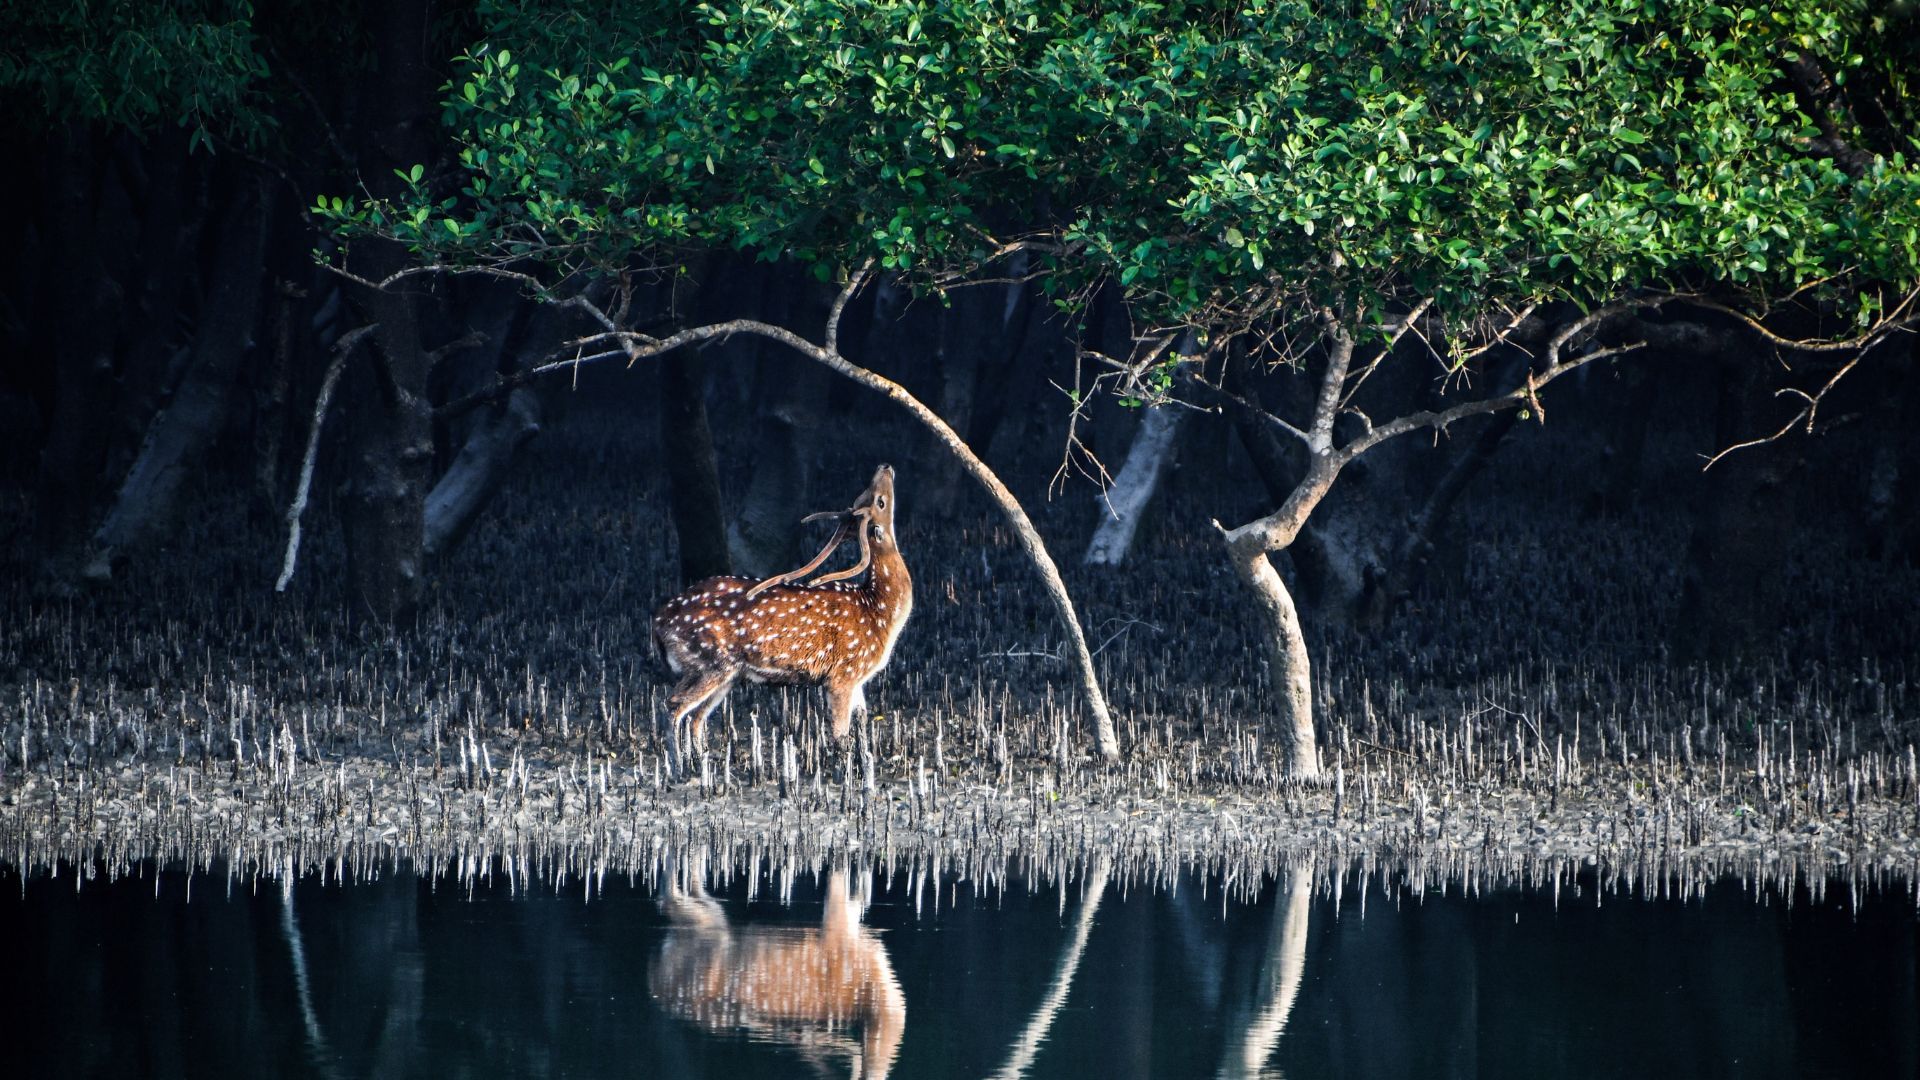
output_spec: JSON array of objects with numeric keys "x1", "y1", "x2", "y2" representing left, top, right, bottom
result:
[
  {"x1": 1683, "y1": 291, "x2": 1920, "y2": 355},
  {"x1": 1189, "y1": 372, "x2": 1312, "y2": 446},
  {"x1": 1336, "y1": 296, "x2": 1668, "y2": 462},
  {"x1": 826, "y1": 258, "x2": 876, "y2": 355},
  {"x1": 323, "y1": 259, "x2": 551, "y2": 296},
  {"x1": 1700, "y1": 347, "x2": 1871, "y2": 470},
  {"x1": 1307, "y1": 313, "x2": 1355, "y2": 454},
  {"x1": 1337, "y1": 297, "x2": 1434, "y2": 412},
  {"x1": 276, "y1": 325, "x2": 378, "y2": 592}
]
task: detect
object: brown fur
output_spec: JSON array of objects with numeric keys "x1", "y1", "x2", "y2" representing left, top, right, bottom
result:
[{"x1": 652, "y1": 465, "x2": 912, "y2": 746}]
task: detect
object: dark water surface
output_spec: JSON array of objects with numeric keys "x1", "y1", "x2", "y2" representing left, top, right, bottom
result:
[{"x1": 2, "y1": 860, "x2": 1914, "y2": 1079}]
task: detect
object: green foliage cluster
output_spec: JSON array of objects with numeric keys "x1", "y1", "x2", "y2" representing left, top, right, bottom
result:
[
  {"x1": 0, "y1": 0, "x2": 273, "y2": 149},
  {"x1": 330, "y1": 0, "x2": 1920, "y2": 334}
]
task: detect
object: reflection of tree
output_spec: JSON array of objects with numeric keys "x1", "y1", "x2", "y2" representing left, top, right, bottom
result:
[
  {"x1": 650, "y1": 863, "x2": 905, "y2": 1080},
  {"x1": 991, "y1": 852, "x2": 1114, "y2": 1080},
  {"x1": 1221, "y1": 866, "x2": 1313, "y2": 1080},
  {"x1": 279, "y1": 870, "x2": 341, "y2": 1080}
]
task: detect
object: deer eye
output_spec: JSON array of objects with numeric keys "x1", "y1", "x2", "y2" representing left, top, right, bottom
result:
[{"x1": 876, "y1": 496, "x2": 887, "y2": 510}]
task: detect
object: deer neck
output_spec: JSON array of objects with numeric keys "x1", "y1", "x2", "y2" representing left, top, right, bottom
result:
[{"x1": 864, "y1": 542, "x2": 911, "y2": 616}]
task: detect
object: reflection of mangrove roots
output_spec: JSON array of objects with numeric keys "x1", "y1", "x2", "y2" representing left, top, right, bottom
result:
[
  {"x1": 992, "y1": 852, "x2": 1114, "y2": 1080},
  {"x1": 652, "y1": 866, "x2": 905, "y2": 1080},
  {"x1": 1222, "y1": 866, "x2": 1314, "y2": 1080}
]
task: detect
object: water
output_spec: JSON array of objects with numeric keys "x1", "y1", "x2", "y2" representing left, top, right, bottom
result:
[{"x1": 1, "y1": 860, "x2": 1913, "y2": 1079}]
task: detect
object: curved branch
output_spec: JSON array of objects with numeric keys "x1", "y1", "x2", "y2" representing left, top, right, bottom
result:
[
  {"x1": 556, "y1": 316, "x2": 1120, "y2": 757},
  {"x1": 357, "y1": 267, "x2": 1123, "y2": 758}
]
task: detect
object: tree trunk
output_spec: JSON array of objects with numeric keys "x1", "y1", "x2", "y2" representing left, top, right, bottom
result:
[
  {"x1": 422, "y1": 388, "x2": 541, "y2": 562},
  {"x1": 339, "y1": 307, "x2": 435, "y2": 621},
  {"x1": 1866, "y1": 337, "x2": 1920, "y2": 564},
  {"x1": 980, "y1": 292, "x2": 1069, "y2": 471},
  {"x1": 1084, "y1": 404, "x2": 1184, "y2": 566},
  {"x1": 913, "y1": 276, "x2": 1011, "y2": 522},
  {"x1": 1221, "y1": 458, "x2": 1338, "y2": 780},
  {"x1": 84, "y1": 175, "x2": 273, "y2": 579},
  {"x1": 109, "y1": 129, "x2": 200, "y2": 467},
  {"x1": 1584, "y1": 361, "x2": 1661, "y2": 518},
  {"x1": 659, "y1": 351, "x2": 732, "y2": 583},
  {"x1": 1225, "y1": 540, "x2": 1321, "y2": 778},
  {"x1": 339, "y1": 0, "x2": 439, "y2": 622},
  {"x1": 726, "y1": 367, "x2": 829, "y2": 576}
]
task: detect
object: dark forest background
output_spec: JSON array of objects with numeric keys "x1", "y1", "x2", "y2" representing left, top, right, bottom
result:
[{"x1": 3, "y1": 2, "x2": 1919, "y2": 771}]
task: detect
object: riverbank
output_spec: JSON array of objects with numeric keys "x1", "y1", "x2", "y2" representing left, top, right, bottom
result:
[{"x1": 5, "y1": 726, "x2": 1916, "y2": 893}]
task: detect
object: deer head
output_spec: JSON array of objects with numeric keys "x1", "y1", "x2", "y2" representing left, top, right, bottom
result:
[{"x1": 748, "y1": 464, "x2": 898, "y2": 597}]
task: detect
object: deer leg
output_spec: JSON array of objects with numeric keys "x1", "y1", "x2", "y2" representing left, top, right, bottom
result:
[
  {"x1": 667, "y1": 667, "x2": 737, "y2": 772},
  {"x1": 825, "y1": 681, "x2": 856, "y2": 741}
]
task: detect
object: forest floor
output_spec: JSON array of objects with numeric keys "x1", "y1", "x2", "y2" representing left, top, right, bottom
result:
[{"x1": 3, "y1": 390, "x2": 1918, "y2": 888}]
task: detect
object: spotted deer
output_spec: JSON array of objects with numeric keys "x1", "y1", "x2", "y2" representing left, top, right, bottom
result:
[
  {"x1": 650, "y1": 865, "x2": 906, "y2": 1080},
  {"x1": 652, "y1": 465, "x2": 912, "y2": 756}
]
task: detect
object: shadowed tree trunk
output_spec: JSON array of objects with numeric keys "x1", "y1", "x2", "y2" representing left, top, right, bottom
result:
[
  {"x1": 1866, "y1": 337, "x2": 1920, "y2": 564},
  {"x1": 1584, "y1": 361, "x2": 1662, "y2": 519},
  {"x1": 84, "y1": 173, "x2": 274, "y2": 580},
  {"x1": 1358, "y1": 408, "x2": 1519, "y2": 627},
  {"x1": 339, "y1": 0, "x2": 439, "y2": 621},
  {"x1": 422, "y1": 300, "x2": 549, "y2": 563},
  {"x1": 1355, "y1": 345, "x2": 1542, "y2": 627},
  {"x1": 1084, "y1": 403, "x2": 1185, "y2": 566},
  {"x1": 660, "y1": 350, "x2": 732, "y2": 583},
  {"x1": 423, "y1": 388, "x2": 541, "y2": 563},
  {"x1": 914, "y1": 273, "x2": 1018, "y2": 522}
]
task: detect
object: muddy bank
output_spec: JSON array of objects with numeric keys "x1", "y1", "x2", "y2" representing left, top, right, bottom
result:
[{"x1": 5, "y1": 732, "x2": 1917, "y2": 893}]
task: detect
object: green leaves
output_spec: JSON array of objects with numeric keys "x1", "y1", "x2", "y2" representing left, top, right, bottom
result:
[
  {"x1": 326, "y1": 0, "x2": 1920, "y2": 334},
  {"x1": 1, "y1": 0, "x2": 274, "y2": 147}
]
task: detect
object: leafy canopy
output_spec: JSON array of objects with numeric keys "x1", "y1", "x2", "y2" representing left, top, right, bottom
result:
[
  {"x1": 328, "y1": 0, "x2": 1920, "y2": 335},
  {"x1": 0, "y1": 0, "x2": 274, "y2": 150}
]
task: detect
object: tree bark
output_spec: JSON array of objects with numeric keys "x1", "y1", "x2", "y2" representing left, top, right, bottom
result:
[
  {"x1": 84, "y1": 175, "x2": 273, "y2": 579},
  {"x1": 1222, "y1": 490, "x2": 1328, "y2": 780},
  {"x1": 1221, "y1": 444, "x2": 1341, "y2": 781},
  {"x1": 1084, "y1": 404, "x2": 1185, "y2": 567},
  {"x1": 1215, "y1": 320, "x2": 1363, "y2": 781}
]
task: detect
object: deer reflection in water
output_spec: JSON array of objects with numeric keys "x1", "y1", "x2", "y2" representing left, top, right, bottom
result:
[{"x1": 650, "y1": 866, "x2": 906, "y2": 1080}]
